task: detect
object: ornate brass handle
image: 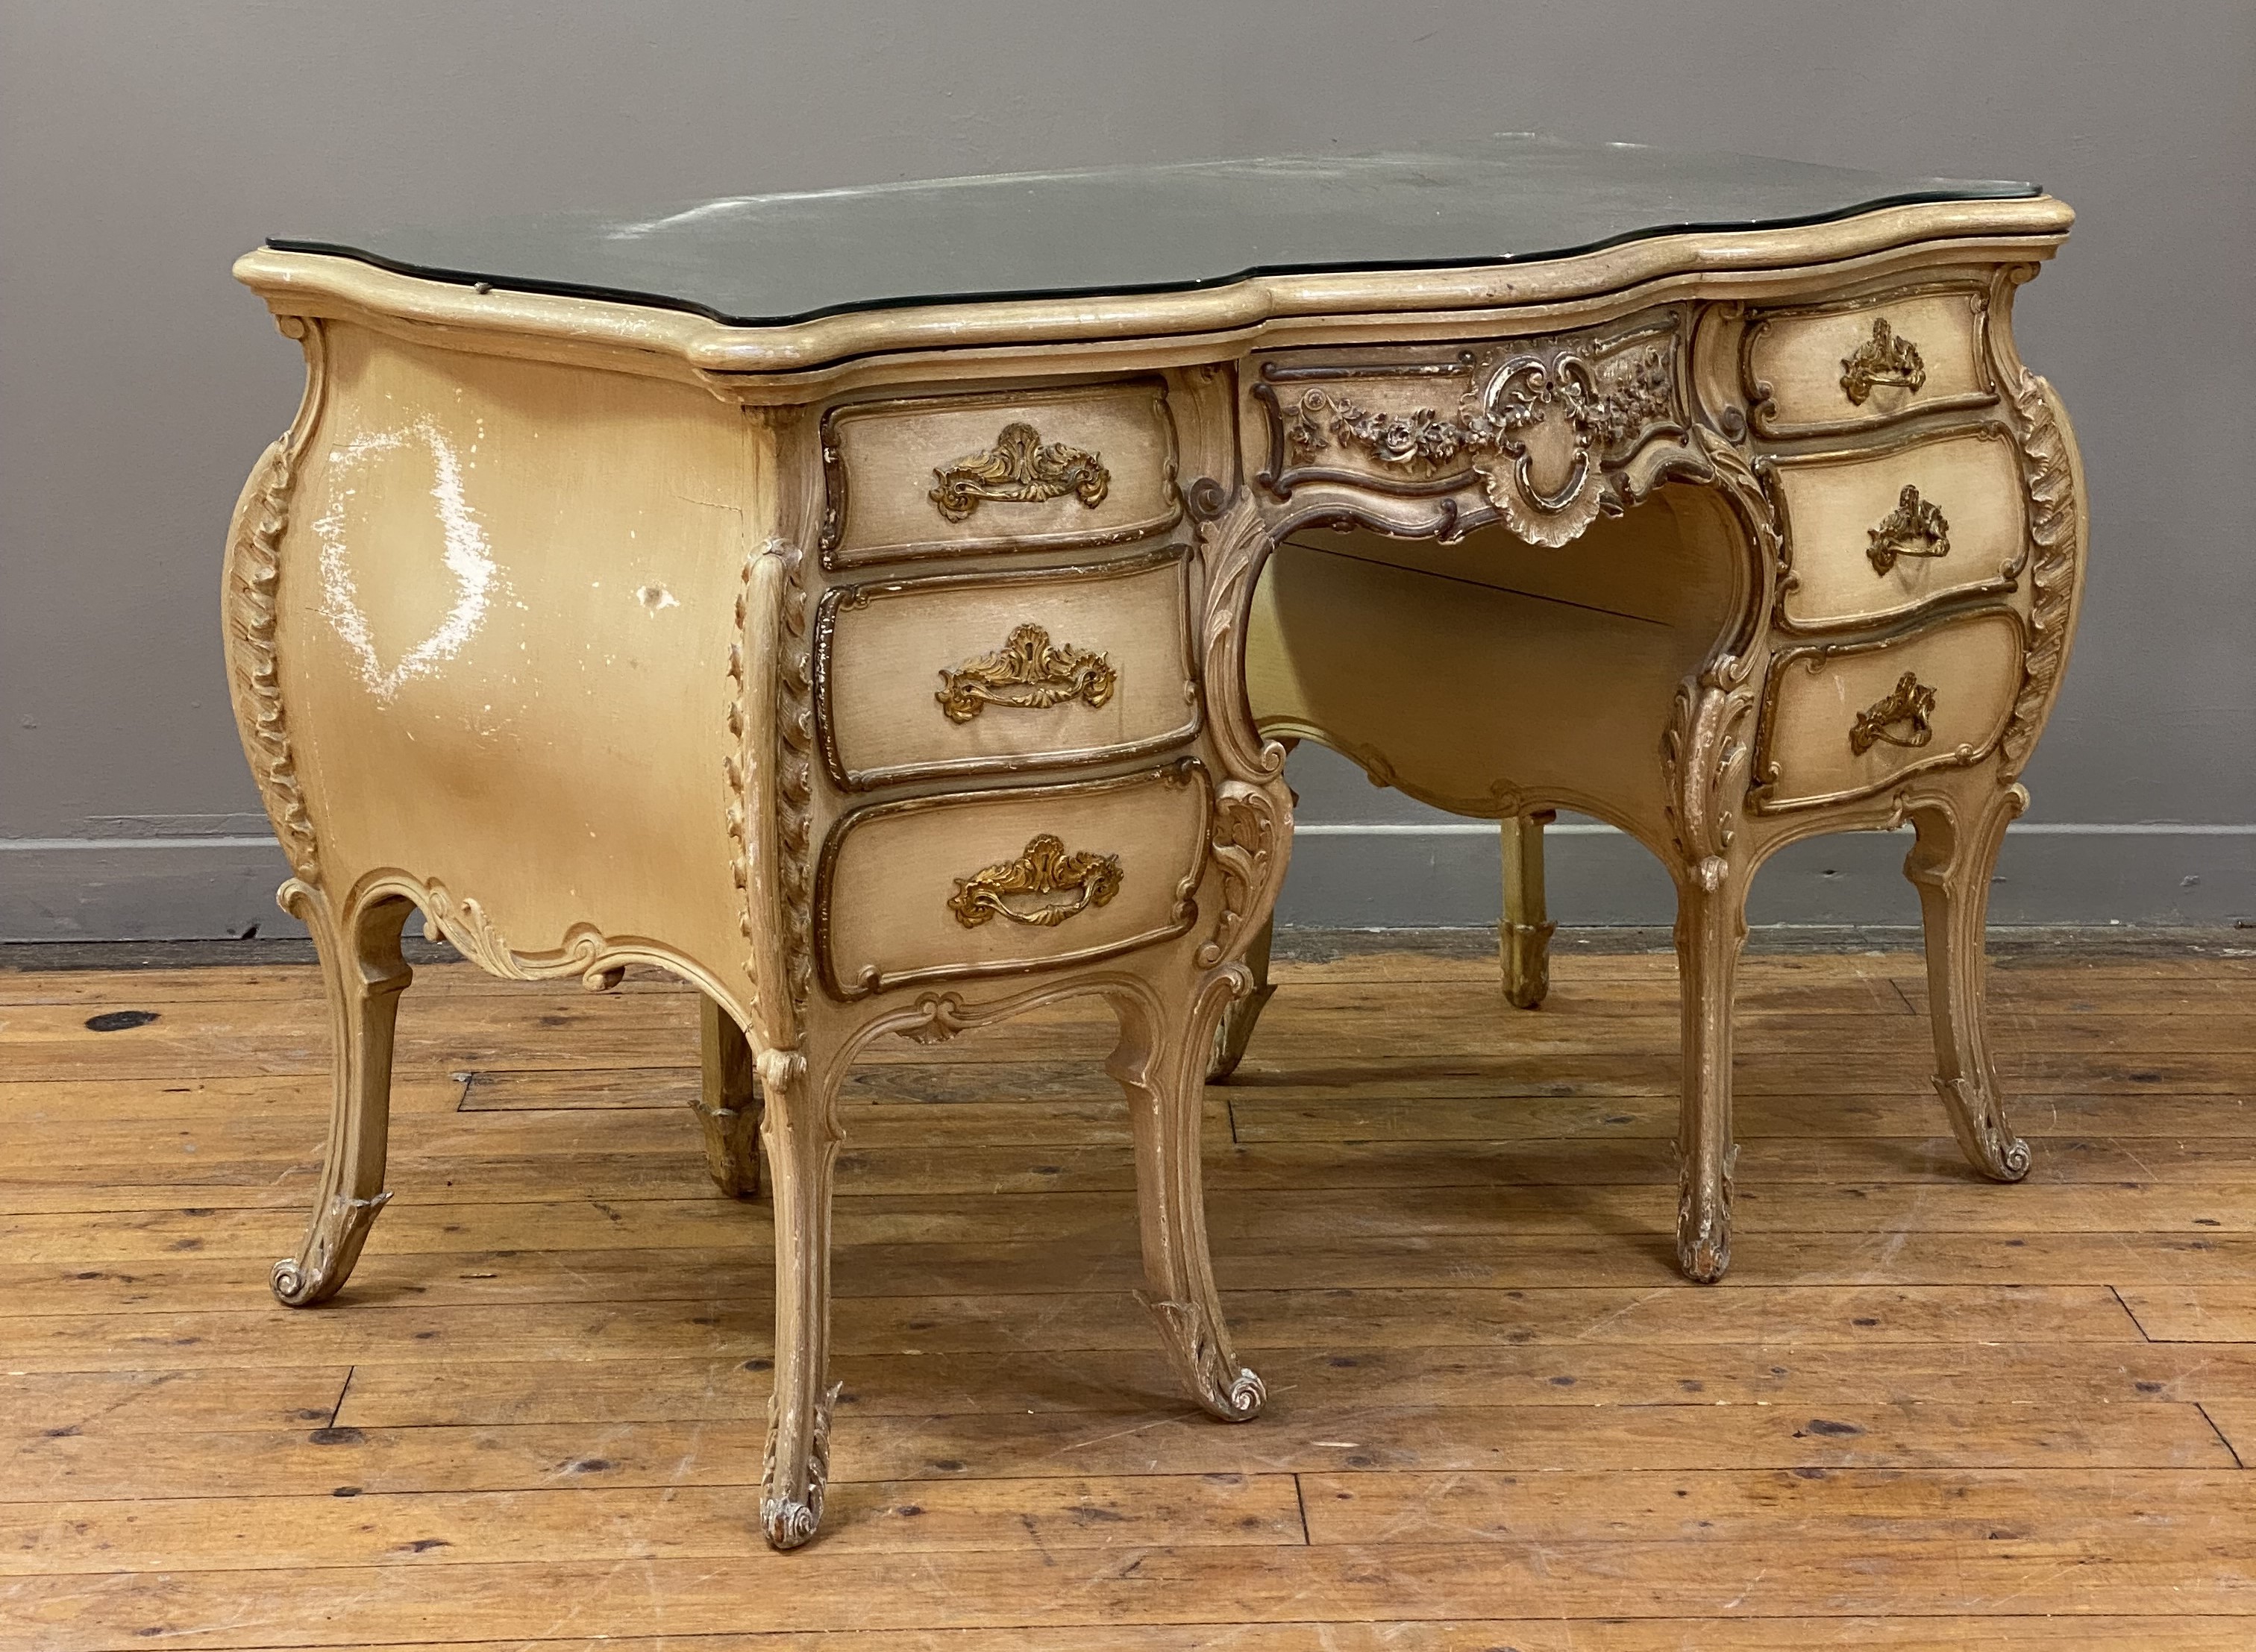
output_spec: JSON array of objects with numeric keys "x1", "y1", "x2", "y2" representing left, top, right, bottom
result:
[
  {"x1": 1839, "y1": 316, "x2": 1928, "y2": 405},
  {"x1": 1867, "y1": 484, "x2": 1952, "y2": 574},
  {"x1": 1849, "y1": 671, "x2": 1937, "y2": 756},
  {"x1": 930, "y1": 422, "x2": 1110, "y2": 523},
  {"x1": 947, "y1": 834, "x2": 1123, "y2": 929},
  {"x1": 936, "y1": 623, "x2": 1117, "y2": 723}
]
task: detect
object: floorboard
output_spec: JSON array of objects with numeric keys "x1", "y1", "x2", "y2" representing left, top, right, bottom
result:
[{"x1": 0, "y1": 935, "x2": 2248, "y2": 1648}]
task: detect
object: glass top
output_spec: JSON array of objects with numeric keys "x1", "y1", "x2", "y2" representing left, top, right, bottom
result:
[{"x1": 269, "y1": 136, "x2": 2036, "y2": 329}]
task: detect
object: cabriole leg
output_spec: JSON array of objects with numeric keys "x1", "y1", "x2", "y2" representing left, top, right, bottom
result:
[
  {"x1": 1502, "y1": 809, "x2": 1558, "y2": 1010},
  {"x1": 758, "y1": 1046, "x2": 844, "y2": 1550},
  {"x1": 272, "y1": 882, "x2": 415, "y2": 1307},
  {"x1": 1112, "y1": 978, "x2": 1265, "y2": 1422},
  {"x1": 1673, "y1": 858, "x2": 1749, "y2": 1284},
  {"x1": 695, "y1": 994, "x2": 764, "y2": 1199},
  {"x1": 1205, "y1": 917, "x2": 1276, "y2": 1081},
  {"x1": 1905, "y1": 784, "x2": 2033, "y2": 1182}
]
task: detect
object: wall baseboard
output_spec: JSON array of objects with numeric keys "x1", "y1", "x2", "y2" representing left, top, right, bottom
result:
[{"x1": 3, "y1": 823, "x2": 2249, "y2": 940}]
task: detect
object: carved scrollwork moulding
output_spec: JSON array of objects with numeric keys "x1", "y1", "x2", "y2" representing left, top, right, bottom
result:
[
  {"x1": 1251, "y1": 318, "x2": 1685, "y2": 547},
  {"x1": 222, "y1": 315, "x2": 328, "y2": 888}
]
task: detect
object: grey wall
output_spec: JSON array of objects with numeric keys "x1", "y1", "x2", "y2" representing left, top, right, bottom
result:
[{"x1": 3, "y1": 1, "x2": 2251, "y2": 938}]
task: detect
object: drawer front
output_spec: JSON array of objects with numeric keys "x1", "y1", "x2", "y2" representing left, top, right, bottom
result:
[
  {"x1": 1745, "y1": 289, "x2": 1993, "y2": 438},
  {"x1": 817, "y1": 761, "x2": 1212, "y2": 999},
  {"x1": 815, "y1": 548, "x2": 1199, "y2": 789},
  {"x1": 1773, "y1": 426, "x2": 2027, "y2": 628},
  {"x1": 822, "y1": 380, "x2": 1181, "y2": 566},
  {"x1": 1756, "y1": 609, "x2": 2024, "y2": 811}
]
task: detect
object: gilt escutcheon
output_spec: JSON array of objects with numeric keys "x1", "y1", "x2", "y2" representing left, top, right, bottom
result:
[
  {"x1": 1849, "y1": 670, "x2": 1937, "y2": 756},
  {"x1": 947, "y1": 834, "x2": 1124, "y2": 929},
  {"x1": 936, "y1": 623, "x2": 1117, "y2": 723},
  {"x1": 930, "y1": 423, "x2": 1110, "y2": 522},
  {"x1": 1839, "y1": 317, "x2": 1928, "y2": 405},
  {"x1": 1867, "y1": 483, "x2": 1952, "y2": 574}
]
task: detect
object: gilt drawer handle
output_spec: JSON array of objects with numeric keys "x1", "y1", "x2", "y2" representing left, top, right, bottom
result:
[
  {"x1": 1849, "y1": 671, "x2": 1937, "y2": 756},
  {"x1": 947, "y1": 834, "x2": 1124, "y2": 929},
  {"x1": 937, "y1": 623, "x2": 1118, "y2": 723},
  {"x1": 1867, "y1": 484, "x2": 1952, "y2": 574},
  {"x1": 930, "y1": 422, "x2": 1110, "y2": 523},
  {"x1": 1839, "y1": 317, "x2": 1928, "y2": 405}
]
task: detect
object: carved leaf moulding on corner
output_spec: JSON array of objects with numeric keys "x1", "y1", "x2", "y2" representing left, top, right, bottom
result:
[
  {"x1": 936, "y1": 624, "x2": 1118, "y2": 723},
  {"x1": 225, "y1": 315, "x2": 328, "y2": 888},
  {"x1": 774, "y1": 542, "x2": 818, "y2": 1016},
  {"x1": 929, "y1": 422, "x2": 1110, "y2": 522},
  {"x1": 1997, "y1": 368, "x2": 2078, "y2": 782}
]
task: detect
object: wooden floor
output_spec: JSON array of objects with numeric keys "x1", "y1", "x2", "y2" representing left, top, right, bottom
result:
[{"x1": 1, "y1": 934, "x2": 2253, "y2": 1649}]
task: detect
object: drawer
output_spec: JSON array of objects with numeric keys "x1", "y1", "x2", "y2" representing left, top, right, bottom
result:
[
  {"x1": 821, "y1": 380, "x2": 1181, "y2": 566},
  {"x1": 1743, "y1": 288, "x2": 1995, "y2": 438},
  {"x1": 1772, "y1": 425, "x2": 2027, "y2": 628},
  {"x1": 816, "y1": 761, "x2": 1212, "y2": 999},
  {"x1": 1755, "y1": 608, "x2": 2024, "y2": 811},
  {"x1": 815, "y1": 547, "x2": 1199, "y2": 789}
]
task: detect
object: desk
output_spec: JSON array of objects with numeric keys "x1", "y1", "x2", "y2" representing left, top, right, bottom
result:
[{"x1": 226, "y1": 140, "x2": 2084, "y2": 1547}]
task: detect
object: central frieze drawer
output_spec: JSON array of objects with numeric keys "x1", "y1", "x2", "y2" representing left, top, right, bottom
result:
[
  {"x1": 1755, "y1": 608, "x2": 2024, "y2": 811},
  {"x1": 815, "y1": 547, "x2": 1200, "y2": 789},
  {"x1": 821, "y1": 380, "x2": 1181, "y2": 566},
  {"x1": 815, "y1": 761, "x2": 1212, "y2": 999},
  {"x1": 1772, "y1": 425, "x2": 2027, "y2": 628},
  {"x1": 1743, "y1": 287, "x2": 1994, "y2": 437}
]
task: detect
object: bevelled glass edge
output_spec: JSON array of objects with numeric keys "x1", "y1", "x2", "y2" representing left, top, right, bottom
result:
[{"x1": 266, "y1": 180, "x2": 2043, "y2": 332}]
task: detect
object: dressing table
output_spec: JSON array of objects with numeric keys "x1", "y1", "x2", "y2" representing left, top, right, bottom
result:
[{"x1": 225, "y1": 139, "x2": 2084, "y2": 1548}]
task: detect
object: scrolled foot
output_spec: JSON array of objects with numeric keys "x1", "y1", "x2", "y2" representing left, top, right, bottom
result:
[
  {"x1": 761, "y1": 1495, "x2": 821, "y2": 1551},
  {"x1": 1141, "y1": 1292, "x2": 1266, "y2": 1422},
  {"x1": 1935, "y1": 1077, "x2": 2033, "y2": 1182},
  {"x1": 271, "y1": 1191, "x2": 390, "y2": 1307},
  {"x1": 1675, "y1": 1152, "x2": 1734, "y2": 1284},
  {"x1": 760, "y1": 1379, "x2": 841, "y2": 1552},
  {"x1": 1205, "y1": 979, "x2": 1275, "y2": 1082}
]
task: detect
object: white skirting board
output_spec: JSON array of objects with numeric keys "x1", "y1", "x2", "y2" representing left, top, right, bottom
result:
[{"x1": 3, "y1": 822, "x2": 2251, "y2": 940}]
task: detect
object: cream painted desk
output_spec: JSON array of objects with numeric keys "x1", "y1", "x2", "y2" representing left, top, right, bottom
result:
[{"x1": 226, "y1": 141, "x2": 2084, "y2": 1548}]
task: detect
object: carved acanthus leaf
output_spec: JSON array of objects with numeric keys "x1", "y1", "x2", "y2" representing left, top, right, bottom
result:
[
  {"x1": 223, "y1": 318, "x2": 328, "y2": 887},
  {"x1": 1998, "y1": 371, "x2": 2079, "y2": 782},
  {"x1": 1199, "y1": 782, "x2": 1282, "y2": 970},
  {"x1": 1661, "y1": 658, "x2": 1757, "y2": 891},
  {"x1": 774, "y1": 542, "x2": 817, "y2": 1014},
  {"x1": 1194, "y1": 491, "x2": 1288, "y2": 785}
]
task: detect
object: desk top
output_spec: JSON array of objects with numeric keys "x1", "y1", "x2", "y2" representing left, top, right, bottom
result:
[{"x1": 268, "y1": 136, "x2": 2035, "y2": 329}]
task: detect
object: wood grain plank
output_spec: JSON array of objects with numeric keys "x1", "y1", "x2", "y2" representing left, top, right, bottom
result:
[
  {"x1": 6, "y1": 1401, "x2": 2231, "y2": 1506},
  {"x1": 3, "y1": 1540, "x2": 2250, "y2": 1649},
  {"x1": 0, "y1": 1473, "x2": 1307, "y2": 1574}
]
